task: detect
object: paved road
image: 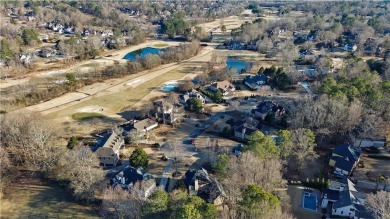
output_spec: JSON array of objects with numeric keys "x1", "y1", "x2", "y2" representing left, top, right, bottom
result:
[
  {"x1": 186, "y1": 112, "x2": 225, "y2": 140},
  {"x1": 159, "y1": 111, "x2": 225, "y2": 189},
  {"x1": 159, "y1": 159, "x2": 173, "y2": 189}
]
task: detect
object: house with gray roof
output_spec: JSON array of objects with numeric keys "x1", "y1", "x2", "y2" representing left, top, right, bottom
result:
[
  {"x1": 95, "y1": 131, "x2": 124, "y2": 167},
  {"x1": 321, "y1": 176, "x2": 370, "y2": 219},
  {"x1": 233, "y1": 117, "x2": 262, "y2": 140},
  {"x1": 253, "y1": 101, "x2": 285, "y2": 120},
  {"x1": 184, "y1": 168, "x2": 226, "y2": 205},
  {"x1": 113, "y1": 165, "x2": 156, "y2": 198},
  {"x1": 329, "y1": 144, "x2": 361, "y2": 176},
  {"x1": 244, "y1": 74, "x2": 268, "y2": 90}
]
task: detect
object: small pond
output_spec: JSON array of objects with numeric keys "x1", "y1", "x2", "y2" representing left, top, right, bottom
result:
[
  {"x1": 226, "y1": 57, "x2": 252, "y2": 74},
  {"x1": 161, "y1": 81, "x2": 179, "y2": 92},
  {"x1": 123, "y1": 47, "x2": 162, "y2": 61}
]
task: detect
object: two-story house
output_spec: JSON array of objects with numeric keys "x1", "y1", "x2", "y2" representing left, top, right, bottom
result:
[
  {"x1": 113, "y1": 165, "x2": 156, "y2": 198},
  {"x1": 96, "y1": 131, "x2": 124, "y2": 167},
  {"x1": 329, "y1": 144, "x2": 361, "y2": 176},
  {"x1": 208, "y1": 80, "x2": 235, "y2": 96}
]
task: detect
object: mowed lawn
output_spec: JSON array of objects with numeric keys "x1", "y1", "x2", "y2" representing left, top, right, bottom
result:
[
  {"x1": 47, "y1": 67, "x2": 192, "y2": 119},
  {"x1": 0, "y1": 174, "x2": 99, "y2": 219}
]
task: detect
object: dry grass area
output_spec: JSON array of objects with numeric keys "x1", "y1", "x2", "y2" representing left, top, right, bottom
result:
[
  {"x1": 46, "y1": 67, "x2": 192, "y2": 120},
  {"x1": 354, "y1": 156, "x2": 390, "y2": 180},
  {"x1": 0, "y1": 172, "x2": 99, "y2": 219}
]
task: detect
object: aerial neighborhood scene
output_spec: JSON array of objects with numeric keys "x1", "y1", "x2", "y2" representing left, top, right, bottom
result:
[{"x1": 1, "y1": 0, "x2": 390, "y2": 218}]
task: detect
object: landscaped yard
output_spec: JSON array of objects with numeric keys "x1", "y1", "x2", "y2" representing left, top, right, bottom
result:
[{"x1": 0, "y1": 172, "x2": 99, "y2": 219}]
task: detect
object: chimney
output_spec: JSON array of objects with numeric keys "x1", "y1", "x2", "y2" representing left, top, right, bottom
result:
[
  {"x1": 242, "y1": 127, "x2": 246, "y2": 139},
  {"x1": 194, "y1": 179, "x2": 199, "y2": 191}
]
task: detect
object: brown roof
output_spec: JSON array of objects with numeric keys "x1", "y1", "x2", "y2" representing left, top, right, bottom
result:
[
  {"x1": 96, "y1": 147, "x2": 115, "y2": 157},
  {"x1": 211, "y1": 80, "x2": 233, "y2": 90}
]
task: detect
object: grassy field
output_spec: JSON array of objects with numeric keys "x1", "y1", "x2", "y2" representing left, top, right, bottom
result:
[
  {"x1": 47, "y1": 66, "x2": 193, "y2": 119},
  {"x1": 71, "y1": 112, "x2": 106, "y2": 121},
  {"x1": 153, "y1": 43, "x2": 169, "y2": 48},
  {"x1": 0, "y1": 173, "x2": 99, "y2": 219}
]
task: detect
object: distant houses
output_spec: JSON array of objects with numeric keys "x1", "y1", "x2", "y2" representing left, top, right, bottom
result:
[
  {"x1": 341, "y1": 43, "x2": 358, "y2": 52},
  {"x1": 95, "y1": 131, "x2": 124, "y2": 167},
  {"x1": 225, "y1": 41, "x2": 244, "y2": 50}
]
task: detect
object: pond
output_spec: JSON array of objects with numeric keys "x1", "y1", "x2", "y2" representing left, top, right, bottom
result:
[
  {"x1": 226, "y1": 57, "x2": 252, "y2": 74},
  {"x1": 161, "y1": 81, "x2": 179, "y2": 92},
  {"x1": 123, "y1": 47, "x2": 162, "y2": 61}
]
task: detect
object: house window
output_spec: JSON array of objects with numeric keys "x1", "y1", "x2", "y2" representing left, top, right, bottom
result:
[{"x1": 341, "y1": 211, "x2": 343, "y2": 214}]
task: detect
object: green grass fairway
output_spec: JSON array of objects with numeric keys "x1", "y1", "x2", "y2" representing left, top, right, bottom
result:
[
  {"x1": 71, "y1": 112, "x2": 105, "y2": 121},
  {"x1": 153, "y1": 43, "x2": 169, "y2": 48}
]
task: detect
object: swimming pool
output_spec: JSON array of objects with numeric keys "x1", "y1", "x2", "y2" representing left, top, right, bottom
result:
[
  {"x1": 303, "y1": 192, "x2": 317, "y2": 211},
  {"x1": 161, "y1": 81, "x2": 178, "y2": 92}
]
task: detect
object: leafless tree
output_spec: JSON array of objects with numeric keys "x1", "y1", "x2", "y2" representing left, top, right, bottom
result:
[
  {"x1": 0, "y1": 111, "x2": 62, "y2": 173},
  {"x1": 291, "y1": 129, "x2": 317, "y2": 172},
  {"x1": 100, "y1": 186, "x2": 144, "y2": 219},
  {"x1": 291, "y1": 95, "x2": 363, "y2": 139},
  {"x1": 365, "y1": 191, "x2": 390, "y2": 219},
  {"x1": 55, "y1": 146, "x2": 105, "y2": 202},
  {"x1": 0, "y1": 147, "x2": 12, "y2": 190}
]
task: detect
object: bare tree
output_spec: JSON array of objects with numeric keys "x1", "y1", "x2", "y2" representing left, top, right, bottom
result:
[
  {"x1": 365, "y1": 191, "x2": 390, "y2": 219},
  {"x1": 0, "y1": 111, "x2": 63, "y2": 173},
  {"x1": 55, "y1": 146, "x2": 105, "y2": 202},
  {"x1": 291, "y1": 129, "x2": 317, "y2": 172},
  {"x1": 100, "y1": 187, "x2": 144, "y2": 219}
]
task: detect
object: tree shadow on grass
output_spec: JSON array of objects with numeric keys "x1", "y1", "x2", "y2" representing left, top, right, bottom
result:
[{"x1": 8, "y1": 172, "x2": 99, "y2": 219}]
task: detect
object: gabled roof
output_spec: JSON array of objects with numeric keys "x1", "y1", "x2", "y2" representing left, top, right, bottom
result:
[
  {"x1": 331, "y1": 155, "x2": 355, "y2": 173},
  {"x1": 333, "y1": 189, "x2": 355, "y2": 209},
  {"x1": 96, "y1": 131, "x2": 123, "y2": 157},
  {"x1": 323, "y1": 188, "x2": 339, "y2": 201},
  {"x1": 245, "y1": 74, "x2": 268, "y2": 84},
  {"x1": 254, "y1": 101, "x2": 282, "y2": 114},
  {"x1": 185, "y1": 168, "x2": 211, "y2": 186},
  {"x1": 210, "y1": 80, "x2": 234, "y2": 90},
  {"x1": 333, "y1": 144, "x2": 361, "y2": 162},
  {"x1": 133, "y1": 118, "x2": 158, "y2": 131},
  {"x1": 116, "y1": 166, "x2": 153, "y2": 186}
]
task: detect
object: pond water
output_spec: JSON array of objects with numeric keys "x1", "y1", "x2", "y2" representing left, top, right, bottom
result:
[
  {"x1": 226, "y1": 57, "x2": 252, "y2": 74},
  {"x1": 161, "y1": 81, "x2": 179, "y2": 92},
  {"x1": 123, "y1": 47, "x2": 162, "y2": 61}
]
